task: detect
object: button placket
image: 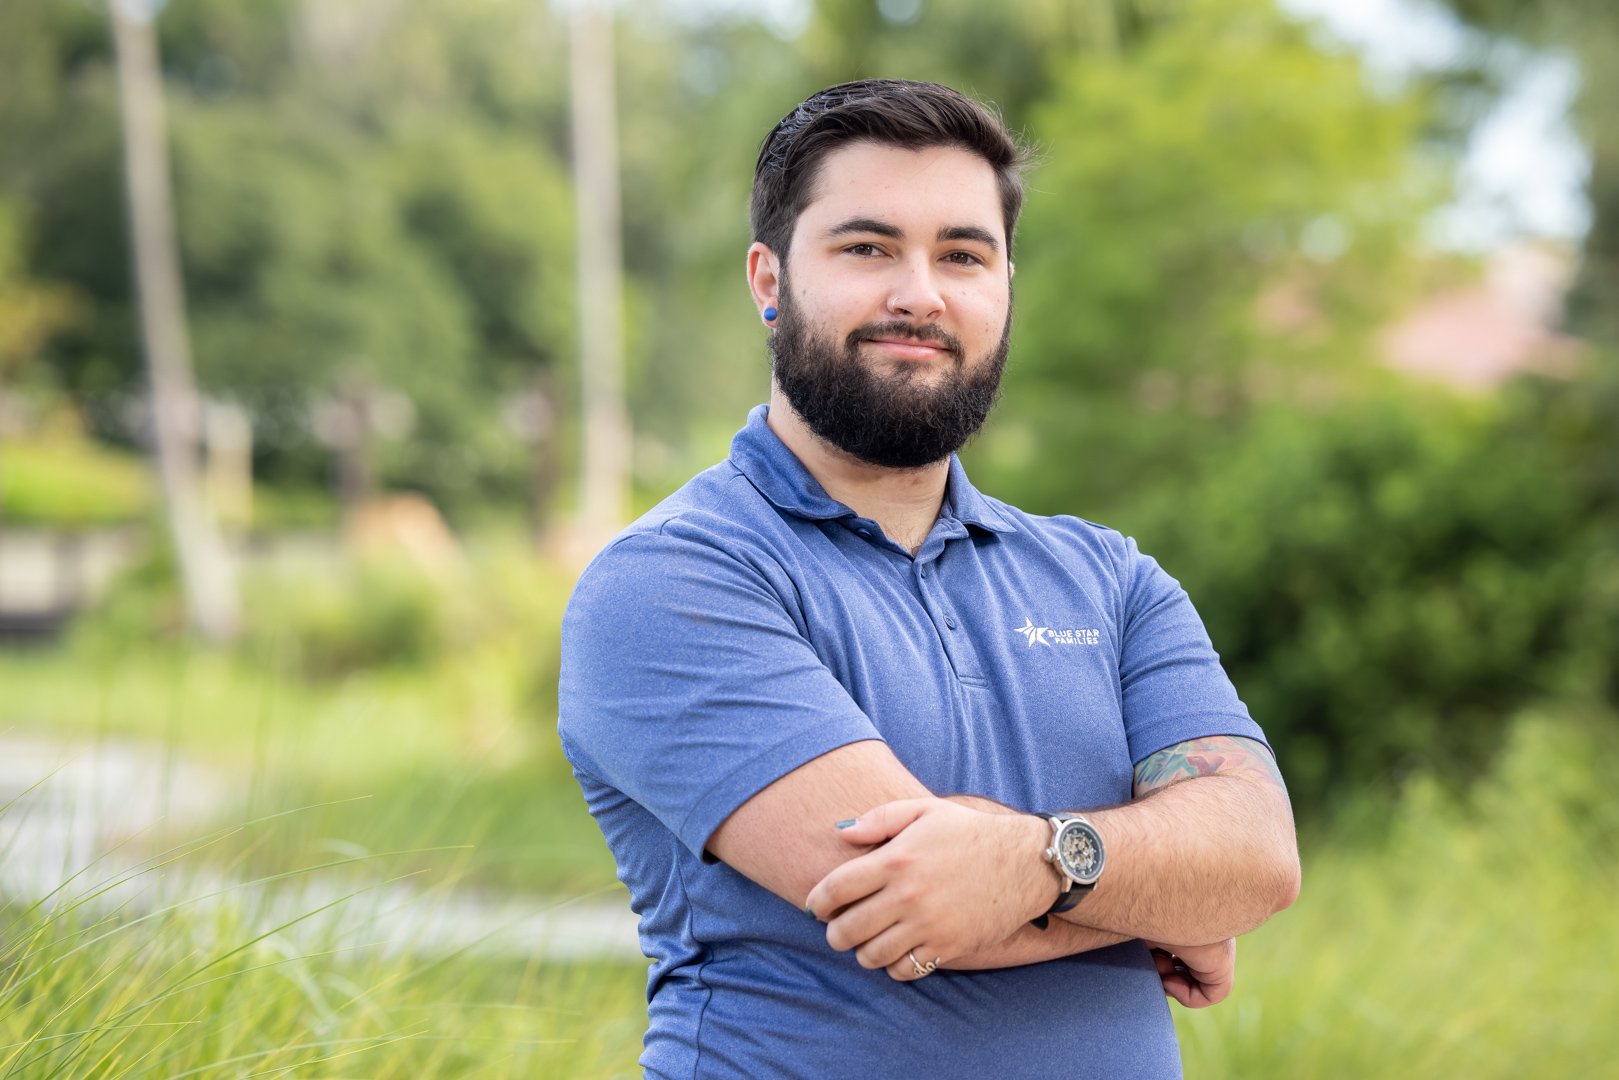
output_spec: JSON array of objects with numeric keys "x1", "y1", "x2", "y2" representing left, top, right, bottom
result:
[{"x1": 925, "y1": 550, "x2": 986, "y2": 683}]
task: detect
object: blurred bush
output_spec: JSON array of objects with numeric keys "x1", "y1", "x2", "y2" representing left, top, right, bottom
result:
[
  {"x1": 1118, "y1": 373, "x2": 1619, "y2": 808},
  {"x1": 233, "y1": 546, "x2": 571, "y2": 690},
  {"x1": 67, "y1": 538, "x2": 186, "y2": 650},
  {"x1": 0, "y1": 432, "x2": 150, "y2": 526},
  {"x1": 71, "y1": 540, "x2": 572, "y2": 706},
  {"x1": 240, "y1": 557, "x2": 449, "y2": 680}
]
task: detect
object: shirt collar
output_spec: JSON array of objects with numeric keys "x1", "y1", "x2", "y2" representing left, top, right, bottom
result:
[
  {"x1": 942, "y1": 453, "x2": 1020, "y2": 535},
  {"x1": 728, "y1": 405, "x2": 1019, "y2": 535}
]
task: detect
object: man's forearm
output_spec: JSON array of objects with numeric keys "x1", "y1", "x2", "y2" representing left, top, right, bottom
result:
[
  {"x1": 943, "y1": 920, "x2": 1130, "y2": 971},
  {"x1": 942, "y1": 792, "x2": 1129, "y2": 967},
  {"x1": 1057, "y1": 770, "x2": 1299, "y2": 944},
  {"x1": 950, "y1": 747, "x2": 1296, "y2": 949}
]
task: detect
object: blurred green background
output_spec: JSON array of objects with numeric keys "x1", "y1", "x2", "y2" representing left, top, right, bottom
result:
[{"x1": 1, "y1": 0, "x2": 1616, "y2": 1076}]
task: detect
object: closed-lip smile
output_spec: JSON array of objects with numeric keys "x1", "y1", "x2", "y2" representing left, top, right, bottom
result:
[{"x1": 864, "y1": 336, "x2": 951, "y2": 361}]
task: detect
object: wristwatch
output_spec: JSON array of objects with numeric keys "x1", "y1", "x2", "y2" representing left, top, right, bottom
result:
[{"x1": 1031, "y1": 813, "x2": 1106, "y2": 930}]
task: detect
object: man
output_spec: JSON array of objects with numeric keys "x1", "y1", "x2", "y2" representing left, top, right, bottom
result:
[{"x1": 559, "y1": 79, "x2": 1300, "y2": 1079}]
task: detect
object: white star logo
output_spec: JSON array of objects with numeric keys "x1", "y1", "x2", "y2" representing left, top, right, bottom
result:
[{"x1": 1014, "y1": 617, "x2": 1052, "y2": 647}]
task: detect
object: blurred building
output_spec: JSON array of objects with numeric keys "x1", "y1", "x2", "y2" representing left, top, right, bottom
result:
[{"x1": 1381, "y1": 243, "x2": 1582, "y2": 391}]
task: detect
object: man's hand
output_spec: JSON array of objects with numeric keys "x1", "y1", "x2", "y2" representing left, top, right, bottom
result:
[
  {"x1": 804, "y1": 798, "x2": 1058, "y2": 982},
  {"x1": 1146, "y1": 938, "x2": 1236, "y2": 1008}
]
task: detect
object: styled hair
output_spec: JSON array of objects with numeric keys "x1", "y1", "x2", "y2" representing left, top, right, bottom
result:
[{"x1": 749, "y1": 79, "x2": 1028, "y2": 257}]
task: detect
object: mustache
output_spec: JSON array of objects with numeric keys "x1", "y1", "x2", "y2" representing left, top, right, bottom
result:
[{"x1": 846, "y1": 321, "x2": 965, "y2": 360}]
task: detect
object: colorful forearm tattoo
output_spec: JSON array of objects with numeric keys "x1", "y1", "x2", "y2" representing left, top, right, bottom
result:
[{"x1": 1133, "y1": 736, "x2": 1287, "y2": 797}]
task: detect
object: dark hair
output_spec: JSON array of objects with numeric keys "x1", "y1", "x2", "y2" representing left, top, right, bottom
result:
[{"x1": 750, "y1": 79, "x2": 1028, "y2": 258}]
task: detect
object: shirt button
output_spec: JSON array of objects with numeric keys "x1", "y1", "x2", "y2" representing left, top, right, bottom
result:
[
  {"x1": 945, "y1": 615, "x2": 958, "y2": 630},
  {"x1": 919, "y1": 567, "x2": 929, "y2": 578}
]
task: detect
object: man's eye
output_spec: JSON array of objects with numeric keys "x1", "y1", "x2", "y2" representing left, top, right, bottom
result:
[
  {"x1": 845, "y1": 243, "x2": 881, "y2": 257},
  {"x1": 945, "y1": 251, "x2": 984, "y2": 266}
]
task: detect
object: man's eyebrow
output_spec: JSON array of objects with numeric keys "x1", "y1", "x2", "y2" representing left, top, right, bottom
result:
[
  {"x1": 937, "y1": 225, "x2": 1000, "y2": 253},
  {"x1": 823, "y1": 218, "x2": 1002, "y2": 254},
  {"x1": 823, "y1": 217, "x2": 903, "y2": 240}
]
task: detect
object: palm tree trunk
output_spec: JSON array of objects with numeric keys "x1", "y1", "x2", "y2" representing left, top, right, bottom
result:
[{"x1": 111, "y1": 0, "x2": 238, "y2": 641}]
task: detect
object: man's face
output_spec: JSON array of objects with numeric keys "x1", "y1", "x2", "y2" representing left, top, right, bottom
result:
[{"x1": 765, "y1": 142, "x2": 1013, "y2": 469}]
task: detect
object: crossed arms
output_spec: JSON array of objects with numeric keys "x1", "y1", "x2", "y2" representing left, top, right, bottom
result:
[
  {"x1": 707, "y1": 733, "x2": 1300, "y2": 1005},
  {"x1": 562, "y1": 527, "x2": 1301, "y2": 1004}
]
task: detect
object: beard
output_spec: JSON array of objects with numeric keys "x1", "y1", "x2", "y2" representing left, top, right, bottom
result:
[{"x1": 769, "y1": 279, "x2": 1011, "y2": 470}]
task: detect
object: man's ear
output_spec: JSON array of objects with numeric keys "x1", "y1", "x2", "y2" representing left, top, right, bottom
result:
[{"x1": 747, "y1": 242, "x2": 782, "y2": 316}]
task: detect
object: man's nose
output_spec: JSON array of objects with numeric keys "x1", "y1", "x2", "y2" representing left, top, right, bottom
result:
[{"x1": 885, "y1": 258, "x2": 945, "y2": 323}]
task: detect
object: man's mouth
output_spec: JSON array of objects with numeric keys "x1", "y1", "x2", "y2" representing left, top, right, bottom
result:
[
  {"x1": 854, "y1": 324, "x2": 963, "y2": 363},
  {"x1": 864, "y1": 337, "x2": 951, "y2": 361}
]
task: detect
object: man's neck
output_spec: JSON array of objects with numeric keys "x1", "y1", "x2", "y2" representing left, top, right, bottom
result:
[{"x1": 765, "y1": 386, "x2": 949, "y2": 555}]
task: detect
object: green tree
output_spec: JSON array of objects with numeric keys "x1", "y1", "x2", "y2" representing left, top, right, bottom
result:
[
  {"x1": 1114, "y1": 384, "x2": 1619, "y2": 809},
  {"x1": 970, "y1": 0, "x2": 1439, "y2": 515},
  {"x1": 0, "y1": 200, "x2": 75, "y2": 386},
  {"x1": 0, "y1": 0, "x2": 579, "y2": 517}
]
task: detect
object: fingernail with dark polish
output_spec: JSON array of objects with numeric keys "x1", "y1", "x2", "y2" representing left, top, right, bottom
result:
[
  {"x1": 804, "y1": 904, "x2": 815, "y2": 918},
  {"x1": 835, "y1": 819, "x2": 857, "y2": 829}
]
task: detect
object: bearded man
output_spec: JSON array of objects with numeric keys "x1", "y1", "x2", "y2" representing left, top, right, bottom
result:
[{"x1": 559, "y1": 79, "x2": 1300, "y2": 1080}]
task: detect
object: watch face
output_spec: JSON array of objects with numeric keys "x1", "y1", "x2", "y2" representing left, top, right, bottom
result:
[{"x1": 1056, "y1": 819, "x2": 1104, "y2": 884}]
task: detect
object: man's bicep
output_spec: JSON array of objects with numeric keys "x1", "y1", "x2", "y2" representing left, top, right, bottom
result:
[
  {"x1": 1133, "y1": 735, "x2": 1288, "y2": 800},
  {"x1": 707, "y1": 739, "x2": 931, "y2": 909},
  {"x1": 561, "y1": 529, "x2": 885, "y2": 858}
]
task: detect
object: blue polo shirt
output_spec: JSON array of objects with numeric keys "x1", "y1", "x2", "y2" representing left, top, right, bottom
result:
[{"x1": 558, "y1": 405, "x2": 1267, "y2": 1080}]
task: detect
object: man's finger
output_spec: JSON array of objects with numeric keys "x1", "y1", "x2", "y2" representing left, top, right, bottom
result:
[
  {"x1": 823, "y1": 892, "x2": 902, "y2": 953},
  {"x1": 883, "y1": 943, "x2": 942, "y2": 983},
  {"x1": 849, "y1": 921, "x2": 918, "y2": 972},
  {"x1": 806, "y1": 845, "x2": 903, "y2": 918},
  {"x1": 829, "y1": 798, "x2": 933, "y2": 846}
]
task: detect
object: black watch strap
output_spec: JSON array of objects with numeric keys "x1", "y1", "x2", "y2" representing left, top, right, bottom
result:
[{"x1": 1031, "y1": 880, "x2": 1092, "y2": 930}]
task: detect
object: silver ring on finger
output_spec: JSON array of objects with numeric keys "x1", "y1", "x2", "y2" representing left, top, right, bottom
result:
[{"x1": 908, "y1": 950, "x2": 939, "y2": 978}]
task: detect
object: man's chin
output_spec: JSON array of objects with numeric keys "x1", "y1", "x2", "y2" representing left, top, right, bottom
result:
[{"x1": 861, "y1": 358, "x2": 963, "y2": 395}]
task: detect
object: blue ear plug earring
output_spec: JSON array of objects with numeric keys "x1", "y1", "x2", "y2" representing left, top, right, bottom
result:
[{"x1": 763, "y1": 305, "x2": 777, "y2": 323}]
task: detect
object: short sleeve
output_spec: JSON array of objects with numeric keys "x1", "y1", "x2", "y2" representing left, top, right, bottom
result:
[
  {"x1": 1116, "y1": 536, "x2": 1269, "y2": 764},
  {"x1": 558, "y1": 522, "x2": 883, "y2": 858}
]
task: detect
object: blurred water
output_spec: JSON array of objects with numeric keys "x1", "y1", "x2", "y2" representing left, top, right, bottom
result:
[{"x1": 0, "y1": 737, "x2": 641, "y2": 962}]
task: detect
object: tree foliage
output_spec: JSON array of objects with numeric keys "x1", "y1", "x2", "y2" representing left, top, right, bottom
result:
[
  {"x1": 0, "y1": 0, "x2": 1613, "y2": 799},
  {"x1": 0, "y1": 0, "x2": 577, "y2": 512},
  {"x1": 1115, "y1": 379, "x2": 1619, "y2": 808},
  {"x1": 971, "y1": 0, "x2": 1437, "y2": 513}
]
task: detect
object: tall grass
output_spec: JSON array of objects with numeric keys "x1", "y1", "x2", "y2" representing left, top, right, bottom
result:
[
  {"x1": 0, "y1": 548, "x2": 649, "y2": 1076},
  {"x1": 0, "y1": 915, "x2": 644, "y2": 1077},
  {"x1": 7, "y1": 709, "x2": 1610, "y2": 1077},
  {"x1": 3, "y1": 544, "x2": 1614, "y2": 1076},
  {"x1": 0, "y1": 853, "x2": 645, "y2": 1078},
  {"x1": 1177, "y1": 709, "x2": 1619, "y2": 1078}
]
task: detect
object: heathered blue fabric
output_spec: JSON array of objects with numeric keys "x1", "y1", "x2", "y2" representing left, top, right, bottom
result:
[{"x1": 558, "y1": 406, "x2": 1268, "y2": 1080}]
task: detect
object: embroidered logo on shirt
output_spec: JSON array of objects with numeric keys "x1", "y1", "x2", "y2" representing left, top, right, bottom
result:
[
  {"x1": 1014, "y1": 617, "x2": 1101, "y2": 647},
  {"x1": 1014, "y1": 618, "x2": 1051, "y2": 646}
]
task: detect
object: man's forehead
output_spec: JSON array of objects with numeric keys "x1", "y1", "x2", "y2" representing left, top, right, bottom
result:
[{"x1": 795, "y1": 141, "x2": 1004, "y2": 242}]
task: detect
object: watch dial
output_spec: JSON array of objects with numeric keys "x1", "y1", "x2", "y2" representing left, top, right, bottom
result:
[{"x1": 1059, "y1": 821, "x2": 1103, "y2": 881}]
